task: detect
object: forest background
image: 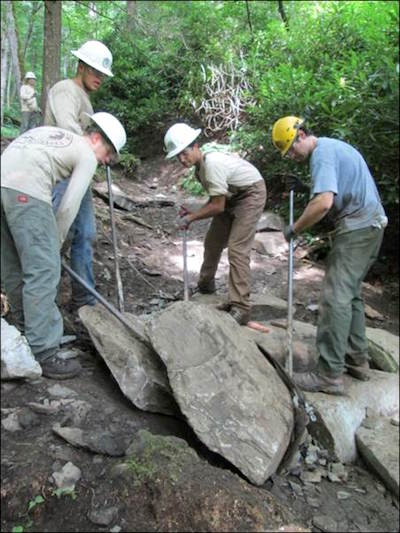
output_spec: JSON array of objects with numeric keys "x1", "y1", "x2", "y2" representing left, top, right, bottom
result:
[{"x1": 1, "y1": 0, "x2": 399, "y2": 270}]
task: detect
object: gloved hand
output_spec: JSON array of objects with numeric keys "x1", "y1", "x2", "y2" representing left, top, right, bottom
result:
[
  {"x1": 285, "y1": 175, "x2": 310, "y2": 194},
  {"x1": 283, "y1": 224, "x2": 296, "y2": 242},
  {"x1": 179, "y1": 205, "x2": 190, "y2": 217},
  {"x1": 176, "y1": 214, "x2": 191, "y2": 230}
]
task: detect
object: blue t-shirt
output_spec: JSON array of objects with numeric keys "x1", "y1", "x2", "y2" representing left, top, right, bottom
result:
[{"x1": 310, "y1": 138, "x2": 386, "y2": 234}]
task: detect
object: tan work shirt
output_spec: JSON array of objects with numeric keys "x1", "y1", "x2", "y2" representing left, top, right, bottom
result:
[
  {"x1": 1, "y1": 127, "x2": 97, "y2": 246},
  {"x1": 44, "y1": 79, "x2": 93, "y2": 134},
  {"x1": 198, "y1": 152, "x2": 263, "y2": 197},
  {"x1": 20, "y1": 84, "x2": 39, "y2": 112}
]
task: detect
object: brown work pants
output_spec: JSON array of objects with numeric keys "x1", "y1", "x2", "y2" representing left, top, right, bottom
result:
[{"x1": 199, "y1": 180, "x2": 266, "y2": 312}]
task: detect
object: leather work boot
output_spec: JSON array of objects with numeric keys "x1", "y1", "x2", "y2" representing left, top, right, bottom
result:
[
  {"x1": 345, "y1": 355, "x2": 370, "y2": 369},
  {"x1": 215, "y1": 302, "x2": 231, "y2": 312},
  {"x1": 229, "y1": 306, "x2": 250, "y2": 326},
  {"x1": 40, "y1": 353, "x2": 81, "y2": 380},
  {"x1": 197, "y1": 280, "x2": 216, "y2": 294},
  {"x1": 293, "y1": 371, "x2": 344, "y2": 395}
]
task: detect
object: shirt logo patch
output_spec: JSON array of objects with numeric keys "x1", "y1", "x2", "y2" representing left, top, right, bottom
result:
[{"x1": 17, "y1": 194, "x2": 29, "y2": 203}]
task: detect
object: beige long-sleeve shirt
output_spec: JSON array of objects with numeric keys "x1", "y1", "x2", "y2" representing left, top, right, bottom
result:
[
  {"x1": 20, "y1": 84, "x2": 39, "y2": 112},
  {"x1": 43, "y1": 79, "x2": 93, "y2": 134},
  {"x1": 1, "y1": 127, "x2": 97, "y2": 246}
]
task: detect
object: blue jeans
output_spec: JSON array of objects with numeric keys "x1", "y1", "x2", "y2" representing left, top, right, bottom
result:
[{"x1": 52, "y1": 180, "x2": 96, "y2": 306}]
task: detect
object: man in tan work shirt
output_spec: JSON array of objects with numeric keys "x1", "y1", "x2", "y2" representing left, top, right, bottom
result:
[
  {"x1": 19, "y1": 71, "x2": 40, "y2": 134},
  {"x1": 44, "y1": 40, "x2": 114, "y2": 308},
  {"x1": 1, "y1": 112, "x2": 126, "y2": 380},
  {"x1": 164, "y1": 123, "x2": 267, "y2": 326}
]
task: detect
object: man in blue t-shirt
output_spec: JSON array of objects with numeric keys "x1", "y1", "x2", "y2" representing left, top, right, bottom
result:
[{"x1": 272, "y1": 116, "x2": 387, "y2": 395}]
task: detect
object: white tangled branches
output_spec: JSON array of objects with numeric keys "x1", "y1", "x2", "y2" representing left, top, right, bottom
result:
[{"x1": 193, "y1": 56, "x2": 255, "y2": 137}]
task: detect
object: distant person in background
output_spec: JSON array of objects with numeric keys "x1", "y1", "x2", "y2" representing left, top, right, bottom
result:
[
  {"x1": 44, "y1": 40, "x2": 114, "y2": 308},
  {"x1": 19, "y1": 72, "x2": 41, "y2": 134}
]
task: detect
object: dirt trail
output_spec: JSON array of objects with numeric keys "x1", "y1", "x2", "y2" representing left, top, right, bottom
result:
[{"x1": 1, "y1": 147, "x2": 399, "y2": 532}]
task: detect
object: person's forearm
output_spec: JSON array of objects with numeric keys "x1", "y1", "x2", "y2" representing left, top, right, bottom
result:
[
  {"x1": 293, "y1": 193, "x2": 333, "y2": 234},
  {"x1": 189, "y1": 197, "x2": 225, "y2": 223}
]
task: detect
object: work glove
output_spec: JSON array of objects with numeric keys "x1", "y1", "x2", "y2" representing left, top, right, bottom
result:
[
  {"x1": 176, "y1": 214, "x2": 191, "y2": 230},
  {"x1": 179, "y1": 205, "x2": 191, "y2": 217},
  {"x1": 283, "y1": 224, "x2": 296, "y2": 243},
  {"x1": 285, "y1": 175, "x2": 310, "y2": 194}
]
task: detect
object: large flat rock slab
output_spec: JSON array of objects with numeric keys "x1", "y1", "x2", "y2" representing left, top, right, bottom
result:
[
  {"x1": 366, "y1": 327, "x2": 399, "y2": 372},
  {"x1": 305, "y1": 370, "x2": 399, "y2": 463},
  {"x1": 147, "y1": 301, "x2": 294, "y2": 485},
  {"x1": 79, "y1": 305, "x2": 179, "y2": 416},
  {"x1": 356, "y1": 417, "x2": 399, "y2": 498}
]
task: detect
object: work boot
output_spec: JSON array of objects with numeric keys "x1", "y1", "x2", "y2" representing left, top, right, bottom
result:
[
  {"x1": 215, "y1": 302, "x2": 231, "y2": 312},
  {"x1": 345, "y1": 354, "x2": 370, "y2": 369},
  {"x1": 229, "y1": 306, "x2": 250, "y2": 326},
  {"x1": 40, "y1": 353, "x2": 81, "y2": 380},
  {"x1": 293, "y1": 371, "x2": 344, "y2": 396},
  {"x1": 197, "y1": 280, "x2": 216, "y2": 294}
]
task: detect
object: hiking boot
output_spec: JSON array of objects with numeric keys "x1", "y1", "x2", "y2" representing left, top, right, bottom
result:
[
  {"x1": 293, "y1": 371, "x2": 344, "y2": 396},
  {"x1": 40, "y1": 353, "x2": 81, "y2": 380},
  {"x1": 197, "y1": 280, "x2": 216, "y2": 294},
  {"x1": 345, "y1": 355, "x2": 370, "y2": 369},
  {"x1": 229, "y1": 306, "x2": 250, "y2": 326},
  {"x1": 216, "y1": 302, "x2": 231, "y2": 312}
]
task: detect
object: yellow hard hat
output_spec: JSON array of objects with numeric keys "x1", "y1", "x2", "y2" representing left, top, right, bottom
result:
[{"x1": 272, "y1": 116, "x2": 304, "y2": 156}]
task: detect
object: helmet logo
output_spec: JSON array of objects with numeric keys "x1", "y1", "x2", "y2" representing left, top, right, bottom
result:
[{"x1": 103, "y1": 58, "x2": 111, "y2": 68}]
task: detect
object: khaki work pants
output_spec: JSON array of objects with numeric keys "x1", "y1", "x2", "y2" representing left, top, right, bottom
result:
[
  {"x1": 199, "y1": 180, "x2": 266, "y2": 312},
  {"x1": 316, "y1": 225, "x2": 384, "y2": 377},
  {"x1": 1, "y1": 188, "x2": 63, "y2": 361}
]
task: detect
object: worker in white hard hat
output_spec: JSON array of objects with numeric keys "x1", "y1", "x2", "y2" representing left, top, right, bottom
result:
[
  {"x1": 1, "y1": 113, "x2": 126, "y2": 380},
  {"x1": 20, "y1": 71, "x2": 41, "y2": 134},
  {"x1": 43, "y1": 40, "x2": 114, "y2": 309},
  {"x1": 164, "y1": 123, "x2": 267, "y2": 326}
]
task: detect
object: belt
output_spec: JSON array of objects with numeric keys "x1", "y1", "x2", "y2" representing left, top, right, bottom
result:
[{"x1": 228, "y1": 182, "x2": 260, "y2": 194}]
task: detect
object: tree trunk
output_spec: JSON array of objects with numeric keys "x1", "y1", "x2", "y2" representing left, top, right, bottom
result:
[
  {"x1": 4, "y1": 0, "x2": 22, "y2": 104},
  {"x1": 22, "y1": 1, "x2": 43, "y2": 62},
  {"x1": 1, "y1": 28, "x2": 10, "y2": 126},
  {"x1": 41, "y1": 0, "x2": 61, "y2": 113},
  {"x1": 126, "y1": 0, "x2": 137, "y2": 31},
  {"x1": 11, "y1": 1, "x2": 26, "y2": 76},
  {"x1": 277, "y1": 0, "x2": 289, "y2": 30},
  {"x1": 6, "y1": 59, "x2": 13, "y2": 108}
]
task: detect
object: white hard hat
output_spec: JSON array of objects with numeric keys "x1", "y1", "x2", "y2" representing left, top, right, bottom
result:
[
  {"x1": 84, "y1": 112, "x2": 126, "y2": 153},
  {"x1": 25, "y1": 71, "x2": 36, "y2": 80},
  {"x1": 164, "y1": 123, "x2": 201, "y2": 159},
  {"x1": 71, "y1": 40, "x2": 113, "y2": 77}
]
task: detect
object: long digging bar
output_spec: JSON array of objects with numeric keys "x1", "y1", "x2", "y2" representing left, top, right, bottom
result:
[
  {"x1": 106, "y1": 165, "x2": 125, "y2": 312},
  {"x1": 183, "y1": 228, "x2": 189, "y2": 301},
  {"x1": 61, "y1": 260, "x2": 150, "y2": 347},
  {"x1": 286, "y1": 188, "x2": 295, "y2": 377}
]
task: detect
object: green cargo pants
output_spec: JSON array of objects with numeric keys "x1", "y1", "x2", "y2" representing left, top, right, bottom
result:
[
  {"x1": 316, "y1": 225, "x2": 384, "y2": 377},
  {"x1": 1, "y1": 188, "x2": 63, "y2": 361},
  {"x1": 198, "y1": 180, "x2": 266, "y2": 312}
]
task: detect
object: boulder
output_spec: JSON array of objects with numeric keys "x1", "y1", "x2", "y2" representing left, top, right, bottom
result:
[
  {"x1": 305, "y1": 370, "x2": 399, "y2": 463},
  {"x1": 253, "y1": 232, "x2": 288, "y2": 257},
  {"x1": 366, "y1": 327, "x2": 399, "y2": 372},
  {"x1": 256, "y1": 211, "x2": 284, "y2": 232},
  {"x1": 356, "y1": 416, "x2": 399, "y2": 498},
  {"x1": 249, "y1": 292, "x2": 291, "y2": 322},
  {"x1": 1, "y1": 318, "x2": 42, "y2": 380},
  {"x1": 79, "y1": 305, "x2": 179, "y2": 416},
  {"x1": 147, "y1": 301, "x2": 294, "y2": 485},
  {"x1": 245, "y1": 320, "x2": 318, "y2": 372}
]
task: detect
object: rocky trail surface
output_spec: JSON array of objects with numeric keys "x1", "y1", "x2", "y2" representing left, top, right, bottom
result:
[{"x1": 1, "y1": 146, "x2": 399, "y2": 532}]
